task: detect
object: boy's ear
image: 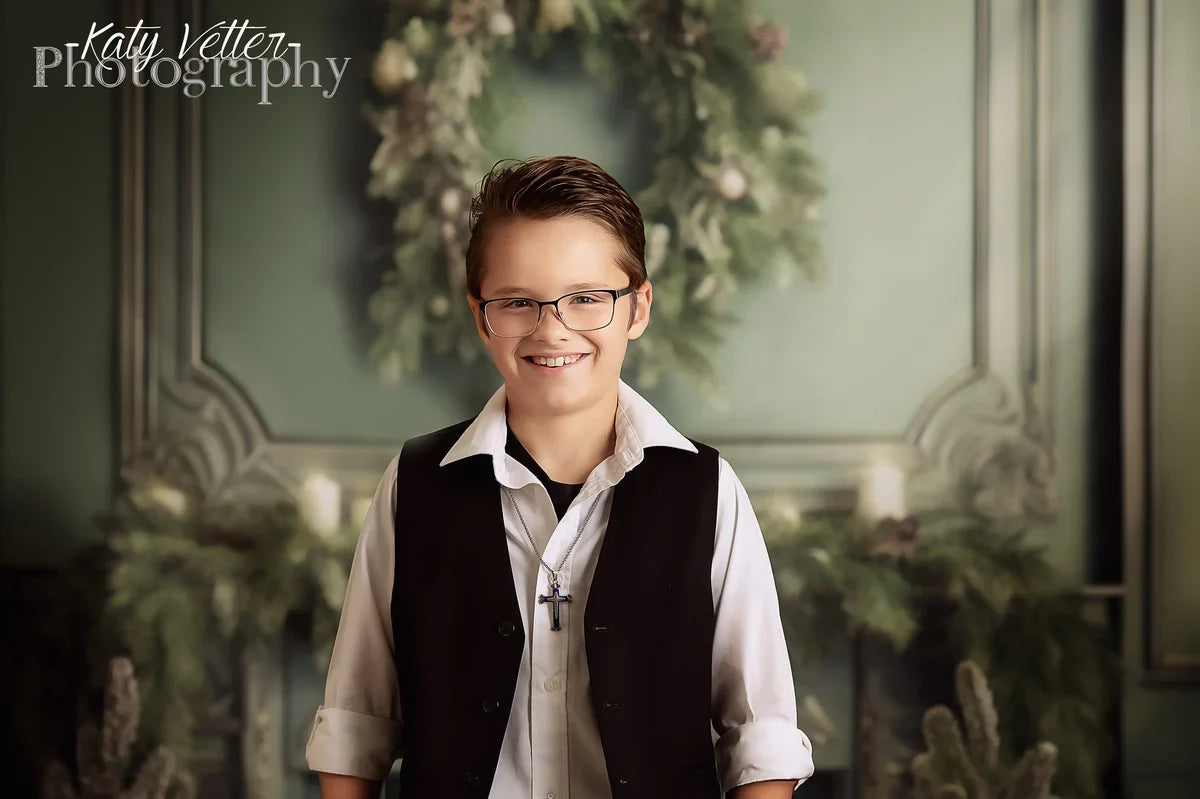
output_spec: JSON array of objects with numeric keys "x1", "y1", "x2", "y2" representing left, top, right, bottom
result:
[
  {"x1": 626, "y1": 280, "x2": 653, "y2": 341},
  {"x1": 467, "y1": 294, "x2": 491, "y2": 347}
]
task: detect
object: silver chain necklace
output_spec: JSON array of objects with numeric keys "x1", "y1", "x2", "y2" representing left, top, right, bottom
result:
[{"x1": 504, "y1": 486, "x2": 603, "y2": 631}]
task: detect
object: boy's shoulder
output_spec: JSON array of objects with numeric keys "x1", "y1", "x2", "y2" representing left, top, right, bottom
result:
[
  {"x1": 398, "y1": 417, "x2": 476, "y2": 464},
  {"x1": 683, "y1": 436, "x2": 718, "y2": 457}
]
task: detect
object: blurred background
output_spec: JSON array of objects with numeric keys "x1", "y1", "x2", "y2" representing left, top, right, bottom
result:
[{"x1": 3, "y1": 0, "x2": 1197, "y2": 797}]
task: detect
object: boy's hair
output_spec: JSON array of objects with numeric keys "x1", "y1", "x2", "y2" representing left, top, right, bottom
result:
[{"x1": 465, "y1": 156, "x2": 648, "y2": 303}]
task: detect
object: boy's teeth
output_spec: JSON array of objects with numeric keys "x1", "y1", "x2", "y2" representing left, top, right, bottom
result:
[{"x1": 531, "y1": 354, "x2": 581, "y2": 367}]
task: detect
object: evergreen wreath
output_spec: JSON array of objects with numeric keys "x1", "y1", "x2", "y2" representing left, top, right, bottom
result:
[{"x1": 364, "y1": 0, "x2": 823, "y2": 391}]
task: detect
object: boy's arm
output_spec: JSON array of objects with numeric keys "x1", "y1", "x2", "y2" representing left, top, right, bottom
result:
[
  {"x1": 728, "y1": 780, "x2": 801, "y2": 798},
  {"x1": 306, "y1": 455, "x2": 405, "y2": 788},
  {"x1": 710, "y1": 457, "x2": 815, "y2": 796},
  {"x1": 316, "y1": 772, "x2": 383, "y2": 799}
]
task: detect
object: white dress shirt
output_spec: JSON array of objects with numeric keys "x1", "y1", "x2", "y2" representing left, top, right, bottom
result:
[{"x1": 306, "y1": 379, "x2": 814, "y2": 797}]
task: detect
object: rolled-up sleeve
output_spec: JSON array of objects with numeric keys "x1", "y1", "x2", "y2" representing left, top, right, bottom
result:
[
  {"x1": 710, "y1": 457, "x2": 815, "y2": 794},
  {"x1": 305, "y1": 454, "x2": 404, "y2": 780}
]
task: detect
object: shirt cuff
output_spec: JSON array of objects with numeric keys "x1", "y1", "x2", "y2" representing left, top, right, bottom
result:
[
  {"x1": 305, "y1": 705, "x2": 403, "y2": 781},
  {"x1": 715, "y1": 717, "x2": 816, "y2": 794}
]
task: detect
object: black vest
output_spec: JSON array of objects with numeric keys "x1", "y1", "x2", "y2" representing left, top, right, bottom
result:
[{"x1": 391, "y1": 418, "x2": 723, "y2": 799}]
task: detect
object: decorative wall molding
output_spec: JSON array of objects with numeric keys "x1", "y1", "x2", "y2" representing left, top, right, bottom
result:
[
  {"x1": 1122, "y1": 0, "x2": 1200, "y2": 684},
  {"x1": 117, "y1": 0, "x2": 397, "y2": 509}
]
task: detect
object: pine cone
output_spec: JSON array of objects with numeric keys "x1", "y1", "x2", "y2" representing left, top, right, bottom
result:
[
  {"x1": 955, "y1": 661, "x2": 1000, "y2": 774},
  {"x1": 41, "y1": 761, "x2": 78, "y2": 799},
  {"x1": 101, "y1": 657, "x2": 140, "y2": 787},
  {"x1": 1004, "y1": 742, "x2": 1058, "y2": 799},
  {"x1": 749, "y1": 22, "x2": 788, "y2": 61},
  {"x1": 123, "y1": 746, "x2": 176, "y2": 799},
  {"x1": 448, "y1": 0, "x2": 487, "y2": 38}
]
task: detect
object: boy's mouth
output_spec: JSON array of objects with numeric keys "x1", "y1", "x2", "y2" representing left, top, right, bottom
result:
[{"x1": 522, "y1": 353, "x2": 590, "y2": 371}]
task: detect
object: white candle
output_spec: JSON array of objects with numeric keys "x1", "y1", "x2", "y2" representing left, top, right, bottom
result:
[
  {"x1": 300, "y1": 472, "x2": 342, "y2": 537},
  {"x1": 858, "y1": 464, "x2": 906, "y2": 521}
]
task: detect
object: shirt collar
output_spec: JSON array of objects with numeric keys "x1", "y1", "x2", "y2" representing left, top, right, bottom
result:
[{"x1": 438, "y1": 378, "x2": 698, "y2": 490}]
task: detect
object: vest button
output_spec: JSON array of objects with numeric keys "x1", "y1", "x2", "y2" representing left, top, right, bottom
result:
[
  {"x1": 602, "y1": 699, "x2": 622, "y2": 709},
  {"x1": 497, "y1": 620, "x2": 516, "y2": 637},
  {"x1": 481, "y1": 698, "x2": 501, "y2": 713},
  {"x1": 464, "y1": 769, "x2": 483, "y2": 787},
  {"x1": 618, "y1": 777, "x2": 630, "y2": 785}
]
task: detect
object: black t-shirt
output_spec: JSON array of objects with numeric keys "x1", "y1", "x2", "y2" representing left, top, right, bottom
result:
[{"x1": 505, "y1": 423, "x2": 584, "y2": 521}]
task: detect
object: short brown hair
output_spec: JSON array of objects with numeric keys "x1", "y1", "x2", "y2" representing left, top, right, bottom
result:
[{"x1": 465, "y1": 156, "x2": 647, "y2": 300}]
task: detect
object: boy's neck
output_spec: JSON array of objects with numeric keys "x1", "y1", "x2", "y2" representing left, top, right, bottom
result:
[{"x1": 505, "y1": 388, "x2": 619, "y2": 485}]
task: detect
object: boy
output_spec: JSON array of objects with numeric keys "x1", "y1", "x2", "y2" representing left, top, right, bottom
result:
[{"x1": 306, "y1": 156, "x2": 813, "y2": 798}]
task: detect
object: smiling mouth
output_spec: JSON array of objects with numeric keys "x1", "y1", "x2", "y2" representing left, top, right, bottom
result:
[{"x1": 522, "y1": 353, "x2": 590, "y2": 369}]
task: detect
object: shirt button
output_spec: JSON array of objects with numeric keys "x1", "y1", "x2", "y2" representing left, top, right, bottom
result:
[
  {"x1": 546, "y1": 793, "x2": 556, "y2": 799},
  {"x1": 544, "y1": 676, "x2": 561, "y2": 692}
]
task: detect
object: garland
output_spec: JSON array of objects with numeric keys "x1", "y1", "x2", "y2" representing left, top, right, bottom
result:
[
  {"x1": 92, "y1": 477, "x2": 355, "y2": 762},
  {"x1": 81, "y1": 469, "x2": 1117, "y2": 799},
  {"x1": 764, "y1": 511, "x2": 1119, "y2": 799},
  {"x1": 364, "y1": 0, "x2": 823, "y2": 390}
]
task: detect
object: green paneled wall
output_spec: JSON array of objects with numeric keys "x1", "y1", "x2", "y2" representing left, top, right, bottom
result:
[{"x1": 1, "y1": 0, "x2": 116, "y2": 564}]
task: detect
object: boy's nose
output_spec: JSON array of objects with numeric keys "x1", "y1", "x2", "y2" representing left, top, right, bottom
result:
[{"x1": 532, "y1": 305, "x2": 570, "y2": 336}]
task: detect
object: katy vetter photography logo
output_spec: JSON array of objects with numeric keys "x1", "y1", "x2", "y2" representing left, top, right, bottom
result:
[{"x1": 33, "y1": 19, "x2": 351, "y2": 105}]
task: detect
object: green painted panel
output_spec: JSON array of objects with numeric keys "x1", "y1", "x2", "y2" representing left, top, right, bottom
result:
[
  {"x1": 1153, "y1": 0, "x2": 1200, "y2": 660},
  {"x1": 1, "y1": 0, "x2": 116, "y2": 564}
]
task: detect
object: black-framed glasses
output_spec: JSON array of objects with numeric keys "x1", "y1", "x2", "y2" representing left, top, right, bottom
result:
[{"x1": 479, "y1": 286, "x2": 635, "y2": 338}]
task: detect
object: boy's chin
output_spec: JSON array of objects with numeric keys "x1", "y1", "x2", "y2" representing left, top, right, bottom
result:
[{"x1": 507, "y1": 370, "x2": 605, "y2": 409}]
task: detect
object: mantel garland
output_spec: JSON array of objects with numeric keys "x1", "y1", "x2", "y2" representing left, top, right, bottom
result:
[
  {"x1": 364, "y1": 0, "x2": 823, "y2": 391},
  {"x1": 84, "y1": 471, "x2": 1116, "y2": 799}
]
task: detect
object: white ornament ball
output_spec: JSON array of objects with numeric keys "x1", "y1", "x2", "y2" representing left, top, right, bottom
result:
[
  {"x1": 716, "y1": 167, "x2": 747, "y2": 200},
  {"x1": 440, "y1": 187, "x2": 463, "y2": 217},
  {"x1": 538, "y1": 0, "x2": 576, "y2": 32},
  {"x1": 488, "y1": 10, "x2": 516, "y2": 37},
  {"x1": 403, "y1": 18, "x2": 434, "y2": 55},
  {"x1": 429, "y1": 295, "x2": 451, "y2": 317},
  {"x1": 373, "y1": 40, "x2": 417, "y2": 93}
]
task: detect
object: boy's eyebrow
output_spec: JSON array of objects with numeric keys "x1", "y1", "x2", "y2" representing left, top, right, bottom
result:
[{"x1": 491, "y1": 282, "x2": 609, "y2": 296}]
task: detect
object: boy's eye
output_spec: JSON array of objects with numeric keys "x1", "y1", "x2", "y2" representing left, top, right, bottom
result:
[
  {"x1": 569, "y1": 294, "x2": 600, "y2": 305},
  {"x1": 500, "y1": 299, "x2": 532, "y2": 309}
]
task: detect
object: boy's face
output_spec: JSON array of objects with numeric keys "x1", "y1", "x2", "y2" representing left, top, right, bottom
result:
[{"x1": 468, "y1": 216, "x2": 652, "y2": 417}]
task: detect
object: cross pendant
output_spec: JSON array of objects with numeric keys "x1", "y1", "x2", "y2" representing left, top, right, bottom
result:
[{"x1": 537, "y1": 581, "x2": 572, "y2": 631}]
